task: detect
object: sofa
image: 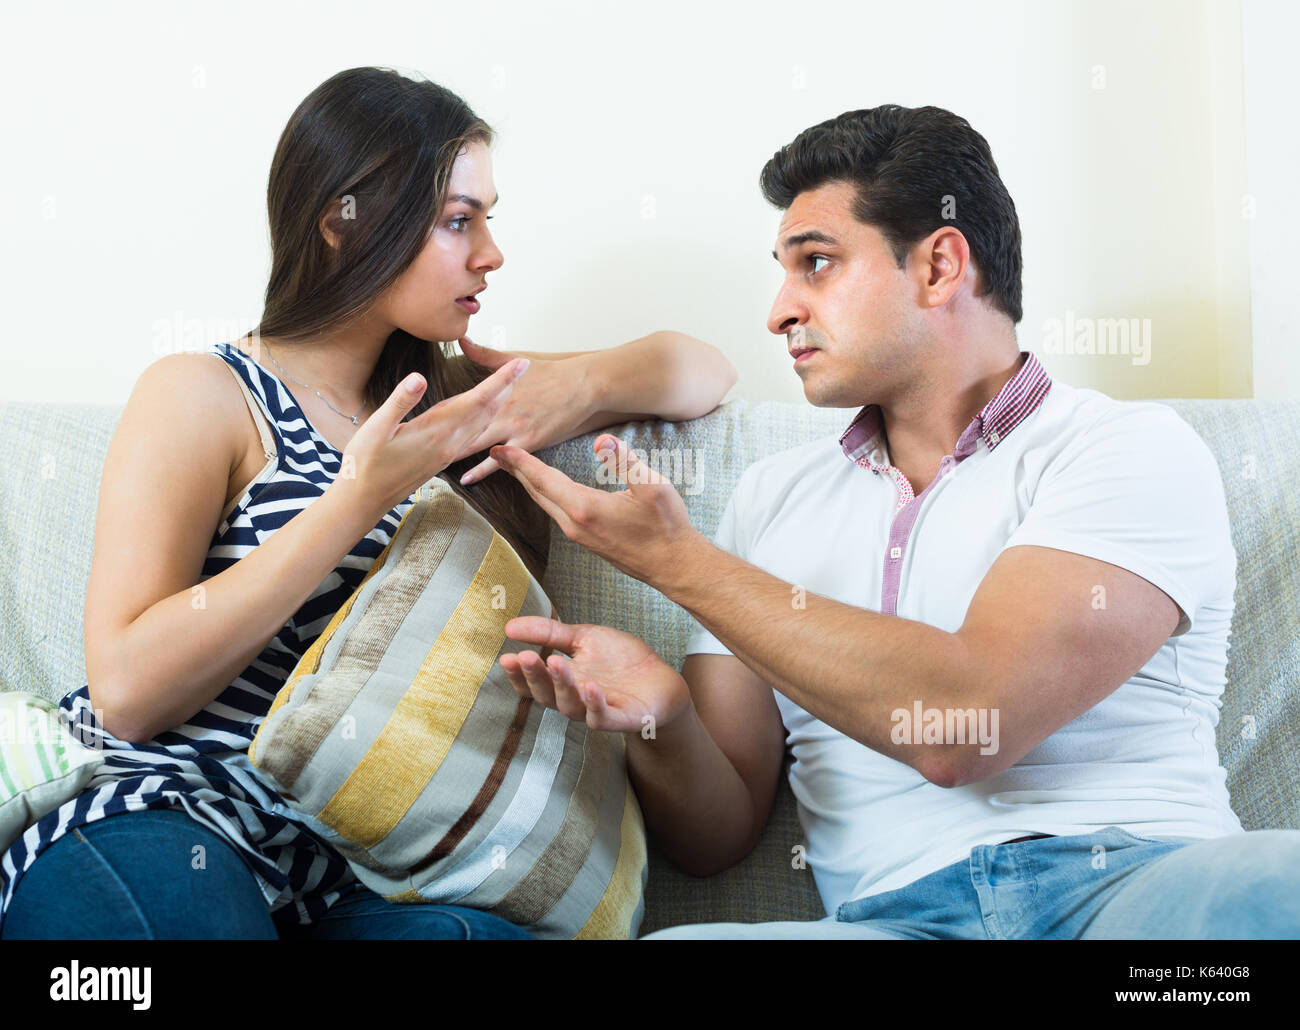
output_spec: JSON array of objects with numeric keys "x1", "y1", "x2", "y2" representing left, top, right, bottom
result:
[{"x1": 1, "y1": 390, "x2": 1298, "y2": 937}]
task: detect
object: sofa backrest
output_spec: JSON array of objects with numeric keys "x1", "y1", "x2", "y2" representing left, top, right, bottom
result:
[{"x1": 1, "y1": 394, "x2": 1297, "y2": 832}]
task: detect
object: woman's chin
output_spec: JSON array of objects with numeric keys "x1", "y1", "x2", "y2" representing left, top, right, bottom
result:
[{"x1": 405, "y1": 315, "x2": 470, "y2": 343}]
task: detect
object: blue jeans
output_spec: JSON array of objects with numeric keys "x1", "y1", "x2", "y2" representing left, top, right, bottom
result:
[
  {"x1": 641, "y1": 826, "x2": 1300, "y2": 939},
  {"x1": 1, "y1": 807, "x2": 534, "y2": 940}
]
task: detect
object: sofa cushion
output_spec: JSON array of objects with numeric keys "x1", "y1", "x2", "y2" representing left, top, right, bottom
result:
[
  {"x1": 0, "y1": 691, "x2": 104, "y2": 856},
  {"x1": 2, "y1": 392, "x2": 1297, "y2": 934},
  {"x1": 248, "y1": 475, "x2": 647, "y2": 939}
]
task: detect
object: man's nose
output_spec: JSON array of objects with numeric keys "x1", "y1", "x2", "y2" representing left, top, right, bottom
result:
[{"x1": 767, "y1": 284, "x2": 807, "y2": 337}]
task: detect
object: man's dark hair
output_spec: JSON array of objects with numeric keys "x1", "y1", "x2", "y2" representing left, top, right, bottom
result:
[{"x1": 760, "y1": 105, "x2": 1023, "y2": 324}]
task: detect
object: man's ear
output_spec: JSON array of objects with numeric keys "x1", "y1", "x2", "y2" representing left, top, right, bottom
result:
[{"x1": 914, "y1": 226, "x2": 973, "y2": 310}]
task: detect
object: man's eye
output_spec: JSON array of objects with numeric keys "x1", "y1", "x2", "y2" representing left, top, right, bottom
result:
[{"x1": 810, "y1": 255, "x2": 829, "y2": 274}]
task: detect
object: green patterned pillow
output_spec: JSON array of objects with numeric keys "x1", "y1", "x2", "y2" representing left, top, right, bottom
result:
[
  {"x1": 249, "y1": 477, "x2": 647, "y2": 939},
  {"x1": 0, "y1": 692, "x2": 105, "y2": 855}
]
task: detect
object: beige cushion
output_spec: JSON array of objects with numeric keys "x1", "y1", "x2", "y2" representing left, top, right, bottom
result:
[{"x1": 248, "y1": 476, "x2": 647, "y2": 939}]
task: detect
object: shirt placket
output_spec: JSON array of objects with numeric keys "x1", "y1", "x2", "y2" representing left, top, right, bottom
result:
[
  {"x1": 837, "y1": 350, "x2": 1053, "y2": 622},
  {"x1": 860, "y1": 419, "x2": 982, "y2": 616}
]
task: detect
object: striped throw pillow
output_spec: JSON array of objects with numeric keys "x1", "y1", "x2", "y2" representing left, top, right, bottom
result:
[
  {"x1": 1, "y1": 692, "x2": 105, "y2": 855},
  {"x1": 249, "y1": 477, "x2": 647, "y2": 939}
]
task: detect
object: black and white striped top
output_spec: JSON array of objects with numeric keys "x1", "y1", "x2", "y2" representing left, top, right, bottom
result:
[{"x1": 0, "y1": 340, "x2": 415, "y2": 932}]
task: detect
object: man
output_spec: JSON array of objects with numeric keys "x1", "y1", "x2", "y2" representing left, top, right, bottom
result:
[{"x1": 484, "y1": 105, "x2": 1300, "y2": 939}]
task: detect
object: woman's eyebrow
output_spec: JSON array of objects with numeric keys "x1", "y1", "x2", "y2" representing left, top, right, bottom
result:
[{"x1": 446, "y1": 192, "x2": 500, "y2": 210}]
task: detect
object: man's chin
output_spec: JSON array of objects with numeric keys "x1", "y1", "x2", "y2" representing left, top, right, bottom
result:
[{"x1": 800, "y1": 380, "x2": 852, "y2": 409}]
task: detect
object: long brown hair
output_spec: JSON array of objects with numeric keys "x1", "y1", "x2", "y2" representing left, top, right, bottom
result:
[{"x1": 247, "y1": 66, "x2": 550, "y2": 582}]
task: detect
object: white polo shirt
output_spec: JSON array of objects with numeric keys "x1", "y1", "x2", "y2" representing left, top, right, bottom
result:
[{"x1": 685, "y1": 351, "x2": 1244, "y2": 915}]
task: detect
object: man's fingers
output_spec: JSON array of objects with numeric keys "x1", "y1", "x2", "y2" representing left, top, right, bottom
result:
[
  {"x1": 499, "y1": 652, "x2": 529, "y2": 697},
  {"x1": 504, "y1": 615, "x2": 579, "y2": 653},
  {"x1": 593, "y1": 434, "x2": 667, "y2": 487},
  {"x1": 490, "y1": 444, "x2": 598, "y2": 534},
  {"x1": 516, "y1": 649, "x2": 557, "y2": 709},
  {"x1": 582, "y1": 681, "x2": 609, "y2": 725},
  {"x1": 546, "y1": 654, "x2": 588, "y2": 721}
]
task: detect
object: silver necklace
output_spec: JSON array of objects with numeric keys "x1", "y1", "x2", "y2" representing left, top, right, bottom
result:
[{"x1": 264, "y1": 341, "x2": 366, "y2": 425}]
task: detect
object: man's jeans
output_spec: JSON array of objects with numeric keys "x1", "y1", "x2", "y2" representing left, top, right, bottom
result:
[
  {"x1": 1, "y1": 807, "x2": 534, "y2": 940},
  {"x1": 641, "y1": 826, "x2": 1300, "y2": 939}
]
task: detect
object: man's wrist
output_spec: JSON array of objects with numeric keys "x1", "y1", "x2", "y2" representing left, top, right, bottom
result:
[
  {"x1": 625, "y1": 688, "x2": 702, "y2": 760},
  {"x1": 647, "y1": 526, "x2": 715, "y2": 601}
]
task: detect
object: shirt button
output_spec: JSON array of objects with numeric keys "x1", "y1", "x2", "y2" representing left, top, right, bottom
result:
[
  {"x1": 989, "y1": 430, "x2": 1001, "y2": 445},
  {"x1": 890, "y1": 546, "x2": 902, "y2": 559}
]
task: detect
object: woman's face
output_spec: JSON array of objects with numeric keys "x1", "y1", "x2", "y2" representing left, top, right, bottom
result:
[{"x1": 382, "y1": 139, "x2": 503, "y2": 343}]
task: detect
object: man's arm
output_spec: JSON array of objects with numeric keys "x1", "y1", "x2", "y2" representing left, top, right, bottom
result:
[
  {"x1": 655, "y1": 537, "x2": 1179, "y2": 788},
  {"x1": 489, "y1": 431, "x2": 1191, "y2": 790},
  {"x1": 626, "y1": 653, "x2": 786, "y2": 876},
  {"x1": 496, "y1": 618, "x2": 787, "y2": 877}
]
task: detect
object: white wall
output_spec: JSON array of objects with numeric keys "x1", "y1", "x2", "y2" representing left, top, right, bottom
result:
[
  {"x1": 1242, "y1": 0, "x2": 1299, "y2": 401},
  {"x1": 0, "y1": 0, "x2": 1284, "y2": 405}
]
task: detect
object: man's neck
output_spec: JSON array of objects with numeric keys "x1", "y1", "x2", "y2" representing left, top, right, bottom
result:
[{"x1": 879, "y1": 347, "x2": 1026, "y2": 496}]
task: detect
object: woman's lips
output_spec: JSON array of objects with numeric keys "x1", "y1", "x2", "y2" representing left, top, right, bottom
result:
[{"x1": 455, "y1": 296, "x2": 480, "y2": 314}]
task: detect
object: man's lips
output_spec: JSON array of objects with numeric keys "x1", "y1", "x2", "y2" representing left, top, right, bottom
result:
[{"x1": 791, "y1": 347, "x2": 818, "y2": 365}]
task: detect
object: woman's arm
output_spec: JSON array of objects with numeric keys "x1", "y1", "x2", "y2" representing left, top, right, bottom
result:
[
  {"x1": 84, "y1": 354, "x2": 387, "y2": 744},
  {"x1": 456, "y1": 330, "x2": 737, "y2": 483},
  {"x1": 569, "y1": 330, "x2": 738, "y2": 431}
]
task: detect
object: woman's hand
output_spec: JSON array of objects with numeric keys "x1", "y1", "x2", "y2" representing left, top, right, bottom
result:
[
  {"x1": 326, "y1": 356, "x2": 529, "y2": 524},
  {"x1": 455, "y1": 337, "x2": 599, "y2": 485},
  {"x1": 499, "y1": 616, "x2": 693, "y2": 737}
]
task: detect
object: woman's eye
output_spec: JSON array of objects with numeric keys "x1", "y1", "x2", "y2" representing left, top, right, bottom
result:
[
  {"x1": 447, "y1": 214, "x2": 494, "y2": 233},
  {"x1": 810, "y1": 255, "x2": 829, "y2": 274}
]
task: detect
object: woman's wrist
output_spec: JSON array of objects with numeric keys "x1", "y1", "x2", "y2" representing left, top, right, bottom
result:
[{"x1": 571, "y1": 349, "x2": 610, "y2": 425}]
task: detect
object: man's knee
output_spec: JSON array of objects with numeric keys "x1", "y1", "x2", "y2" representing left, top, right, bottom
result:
[
  {"x1": 1089, "y1": 829, "x2": 1300, "y2": 938},
  {"x1": 640, "y1": 918, "x2": 909, "y2": 939}
]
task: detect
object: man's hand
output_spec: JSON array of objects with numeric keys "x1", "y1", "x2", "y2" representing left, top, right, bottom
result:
[
  {"x1": 456, "y1": 337, "x2": 601, "y2": 485},
  {"x1": 500, "y1": 616, "x2": 692, "y2": 735},
  {"x1": 489, "y1": 434, "x2": 703, "y2": 586}
]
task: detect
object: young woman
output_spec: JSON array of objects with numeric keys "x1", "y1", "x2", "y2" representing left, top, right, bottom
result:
[{"x1": 0, "y1": 66, "x2": 735, "y2": 940}]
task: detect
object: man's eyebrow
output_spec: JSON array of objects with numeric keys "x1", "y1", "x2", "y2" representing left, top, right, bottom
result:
[
  {"x1": 446, "y1": 193, "x2": 500, "y2": 210},
  {"x1": 772, "y1": 230, "x2": 839, "y2": 260}
]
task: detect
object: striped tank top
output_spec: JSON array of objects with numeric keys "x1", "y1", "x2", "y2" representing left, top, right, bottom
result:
[{"x1": 0, "y1": 340, "x2": 416, "y2": 932}]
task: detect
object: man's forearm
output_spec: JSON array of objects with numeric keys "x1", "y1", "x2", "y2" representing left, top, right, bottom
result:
[
  {"x1": 654, "y1": 531, "x2": 978, "y2": 784},
  {"x1": 625, "y1": 702, "x2": 762, "y2": 876}
]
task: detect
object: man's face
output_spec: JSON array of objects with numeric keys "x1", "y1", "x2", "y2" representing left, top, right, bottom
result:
[{"x1": 768, "y1": 180, "x2": 921, "y2": 408}]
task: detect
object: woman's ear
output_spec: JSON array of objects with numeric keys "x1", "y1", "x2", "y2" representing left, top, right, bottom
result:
[{"x1": 318, "y1": 197, "x2": 349, "y2": 251}]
